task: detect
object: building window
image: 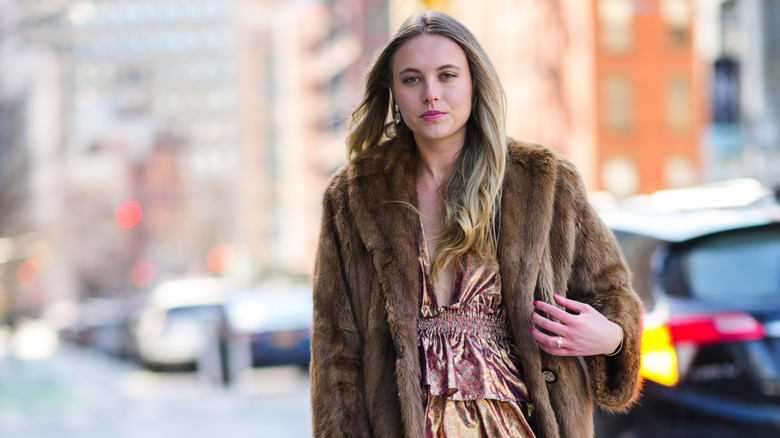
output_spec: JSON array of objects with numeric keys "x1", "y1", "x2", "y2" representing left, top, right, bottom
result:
[
  {"x1": 666, "y1": 74, "x2": 691, "y2": 134},
  {"x1": 602, "y1": 155, "x2": 639, "y2": 197},
  {"x1": 661, "y1": 0, "x2": 691, "y2": 48},
  {"x1": 664, "y1": 154, "x2": 696, "y2": 188},
  {"x1": 603, "y1": 75, "x2": 634, "y2": 133},
  {"x1": 598, "y1": 0, "x2": 634, "y2": 53},
  {"x1": 712, "y1": 57, "x2": 740, "y2": 124}
]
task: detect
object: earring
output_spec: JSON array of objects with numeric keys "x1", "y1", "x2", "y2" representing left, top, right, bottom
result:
[{"x1": 394, "y1": 104, "x2": 401, "y2": 124}]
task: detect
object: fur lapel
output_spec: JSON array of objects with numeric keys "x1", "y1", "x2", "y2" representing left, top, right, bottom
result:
[
  {"x1": 346, "y1": 137, "x2": 424, "y2": 435},
  {"x1": 346, "y1": 137, "x2": 421, "y2": 339},
  {"x1": 497, "y1": 141, "x2": 562, "y2": 437},
  {"x1": 497, "y1": 141, "x2": 559, "y2": 311}
]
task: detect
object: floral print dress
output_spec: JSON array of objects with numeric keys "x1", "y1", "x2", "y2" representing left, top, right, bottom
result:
[{"x1": 418, "y1": 221, "x2": 536, "y2": 437}]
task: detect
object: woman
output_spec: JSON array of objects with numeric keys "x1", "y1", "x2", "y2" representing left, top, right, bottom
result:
[{"x1": 311, "y1": 10, "x2": 642, "y2": 438}]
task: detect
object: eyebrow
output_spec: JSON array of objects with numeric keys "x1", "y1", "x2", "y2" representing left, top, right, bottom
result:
[{"x1": 398, "y1": 64, "x2": 462, "y2": 76}]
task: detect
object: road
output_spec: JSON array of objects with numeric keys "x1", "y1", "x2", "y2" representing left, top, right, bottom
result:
[{"x1": 0, "y1": 341, "x2": 312, "y2": 438}]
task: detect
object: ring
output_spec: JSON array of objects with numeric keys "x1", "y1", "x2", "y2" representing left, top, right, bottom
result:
[{"x1": 556, "y1": 336, "x2": 563, "y2": 348}]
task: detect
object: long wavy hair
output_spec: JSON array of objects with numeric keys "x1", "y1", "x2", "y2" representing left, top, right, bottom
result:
[{"x1": 347, "y1": 10, "x2": 507, "y2": 278}]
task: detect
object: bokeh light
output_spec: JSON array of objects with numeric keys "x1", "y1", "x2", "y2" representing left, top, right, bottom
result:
[
  {"x1": 207, "y1": 244, "x2": 233, "y2": 274},
  {"x1": 130, "y1": 259, "x2": 157, "y2": 287},
  {"x1": 16, "y1": 259, "x2": 40, "y2": 286},
  {"x1": 114, "y1": 200, "x2": 142, "y2": 228}
]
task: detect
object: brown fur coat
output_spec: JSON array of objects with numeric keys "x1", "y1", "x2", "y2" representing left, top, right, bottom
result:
[{"x1": 311, "y1": 137, "x2": 643, "y2": 437}]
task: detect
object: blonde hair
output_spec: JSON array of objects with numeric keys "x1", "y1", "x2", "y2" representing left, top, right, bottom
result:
[{"x1": 347, "y1": 10, "x2": 507, "y2": 277}]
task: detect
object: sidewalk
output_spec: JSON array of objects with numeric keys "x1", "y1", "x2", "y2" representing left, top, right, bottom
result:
[{"x1": 0, "y1": 324, "x2": 313, "y2": 437}]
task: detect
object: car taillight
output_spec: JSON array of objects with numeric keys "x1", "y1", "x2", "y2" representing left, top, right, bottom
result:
[
  {"x1": 640, "y1": 312, "x2": 765, "y2": 386},
  {"x1": 640, "y1": 323, "x2": 678, "y2": 386}
]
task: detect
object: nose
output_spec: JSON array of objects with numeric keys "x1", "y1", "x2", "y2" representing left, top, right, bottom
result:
[{"x1": 423, "y1": 82, "x2": 439, "y2": 104}]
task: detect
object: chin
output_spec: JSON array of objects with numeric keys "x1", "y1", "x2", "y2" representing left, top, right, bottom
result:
[{"x1": 413, "y1": 128, "x2": 460, "y2": 143}]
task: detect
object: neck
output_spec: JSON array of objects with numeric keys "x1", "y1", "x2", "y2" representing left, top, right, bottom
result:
[{"x1": 415, "y1": 135, "x2": 464, "y2": 185}]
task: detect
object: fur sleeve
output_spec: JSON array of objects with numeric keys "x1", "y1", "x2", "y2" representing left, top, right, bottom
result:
[
  {"x1": 562, "y1": 163, "x2": 644, "y2": 412},
  {"x1": 310, "y1": 178, "x2": 371, "y2": 436}
]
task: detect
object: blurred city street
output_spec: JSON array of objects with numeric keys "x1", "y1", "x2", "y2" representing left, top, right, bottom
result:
[
  {"x1": 1, "y1": 0, "x2": 780, "y2": 436},
  {"x1": 0, "y1": 327, "x2": 312, "y2": 438}
]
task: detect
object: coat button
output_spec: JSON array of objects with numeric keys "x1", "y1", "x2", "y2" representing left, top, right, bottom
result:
[{"x1": 542, "y1": 367, "x2": 558, "y2": 383}]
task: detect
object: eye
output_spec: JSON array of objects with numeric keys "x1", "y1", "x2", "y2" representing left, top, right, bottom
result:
[
  {"x1": 402, "y1": 77, "x2": 420, "y2": 84},
  {"x1": 441, "y1": 72, "x2": 457, "y2": 80}
]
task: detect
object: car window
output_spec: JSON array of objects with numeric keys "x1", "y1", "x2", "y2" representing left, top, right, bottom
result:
[
  {"x1": 614, "y1": 231, "x2": 660, "y2": 309},
  {"x1": 677, "y1": 225, "x2": 780, "y2": 302},
  {"x1": 225, "y1": 290, "x2": 312, "y2": 332},
  {"x1": 167, "y1": 305, "x2": 223, "y2": 323}
]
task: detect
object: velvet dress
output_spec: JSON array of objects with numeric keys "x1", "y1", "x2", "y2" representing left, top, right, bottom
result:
[{"x1": 418, "y1": 222, "x2": 536, "y2": 437}]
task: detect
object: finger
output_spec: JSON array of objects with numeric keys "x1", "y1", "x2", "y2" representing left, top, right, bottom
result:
[
  {"x1": 539, "y1": 343, "x2": 567, "y2": 356},
  {"x1": 553, "y1": 294, "x2": 589, "y2": 314},
  {"x1": 529, "y1": 326, "x2": 553, "y2": 346},
  {"x1": 530, "y1": 327, "x2": 567, "y2": 355},
  {"x1": 530, "y1": 326, "x2": 563, "y2": 349},
  {"x1": 530, "y1": 311, "x2": 566, "y2": 336},
  {"x1": 533, "y1": 300, "x2": 574, "y2": 323}
]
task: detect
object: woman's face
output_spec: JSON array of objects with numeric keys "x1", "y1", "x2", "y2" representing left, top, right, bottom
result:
[{"x1": 391, "y1": 33, "x2": 472, "y2": 149}]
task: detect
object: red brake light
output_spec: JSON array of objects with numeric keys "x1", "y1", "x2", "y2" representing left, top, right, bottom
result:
[{"x1": 668, "y1": 312, "x2": 765, "y2": 345}]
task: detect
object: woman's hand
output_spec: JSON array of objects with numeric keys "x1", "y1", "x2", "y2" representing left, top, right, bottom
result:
[{"x1": 530, "y1": 294, "x2": 623, "y2": 357}]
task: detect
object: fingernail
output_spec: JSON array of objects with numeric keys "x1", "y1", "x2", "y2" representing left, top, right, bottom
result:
[
  {"x1": 533, "y1": 300, "x2": 538, "y2": 306},
  {"x1": 529, "y1": 327, "x2": 535, "y2": 332}
]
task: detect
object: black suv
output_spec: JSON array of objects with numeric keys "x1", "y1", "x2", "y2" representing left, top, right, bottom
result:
[{"x1": 593, "y1": 183, "x2": 780, "y2": 438}]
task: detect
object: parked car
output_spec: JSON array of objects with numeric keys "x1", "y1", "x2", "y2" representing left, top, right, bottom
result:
[
  {"x1": 594, "y1": 186, "x2": 780, "y2": 437},
  {"x1": 69, "y1": 294, "x2": 144, "y2": 361},
  {"x1": 221, "y1": 283, "x2": 312, "y2": 372},
  {"x1": 134, "y1": 276, "x2": 231, "y2": 371}
]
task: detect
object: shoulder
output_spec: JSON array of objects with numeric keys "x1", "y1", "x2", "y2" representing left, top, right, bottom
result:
[
  {"x1": 327, "y1": 137, "x2": 416, "y2": 188},
  {"x1": 350, "y1": 136, "x2": 417, "y2": 179},
  {"x1": 506, "y1": 138, "x2": 583, "y2": 188},
  {"x1": 322, "y1": 136, "x2": 416, "y2": 203},
  {"x1": 506, "y1": 138, "x2": 559, "y2": 168}
]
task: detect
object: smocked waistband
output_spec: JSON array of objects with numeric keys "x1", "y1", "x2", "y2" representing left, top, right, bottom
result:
[{"x1": 418, "y1": 309, "x2": 511, "y2": 341}]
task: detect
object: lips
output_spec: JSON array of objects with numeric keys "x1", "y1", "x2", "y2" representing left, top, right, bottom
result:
[{"x1": 421, "y1": 110, "x2": 446, "y2": 121}]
